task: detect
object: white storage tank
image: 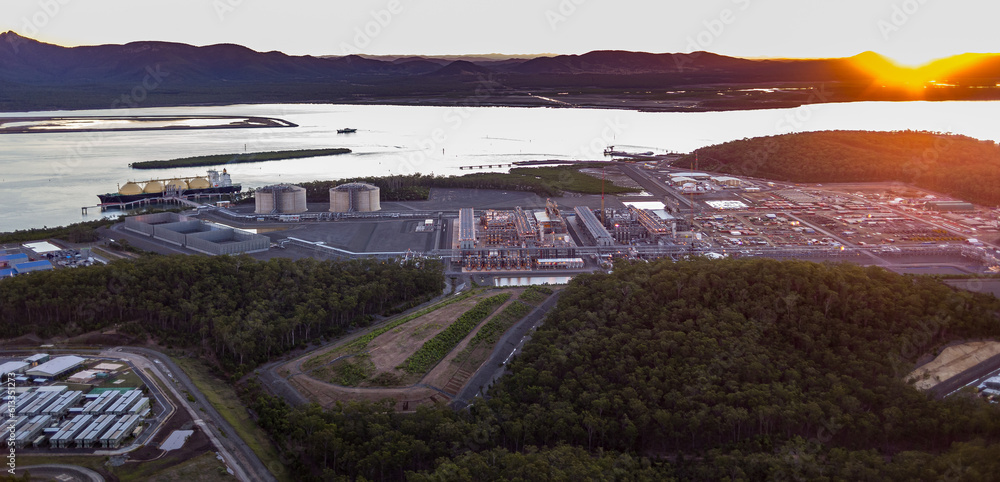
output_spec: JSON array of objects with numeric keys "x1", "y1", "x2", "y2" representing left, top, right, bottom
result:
[
  {"x1": 329, "y1": 182, "x2": 380, "y2": 212},
  {"x1": 255, "y1": 184, "x2": 307, "y2": 214}
]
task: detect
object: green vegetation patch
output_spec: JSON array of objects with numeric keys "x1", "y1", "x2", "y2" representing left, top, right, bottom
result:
[
  {"x1": 131, "y1": 148, "x2": 351, "y2": 169},
  {"x1": 518, "y1": 285, "x2": 553, "y2": 304},
  {"x1": 401, "y1": 292, "x2": 511, "y2": 374},
  {"x1": 117, "y1": 450, "x2": 231, "y2": 482},
  {"x1": 467, "y1": 300, "x2": 530, "y2": 347},
  {"x1": 684, "y1": 130, "x2": 1000, "y2": 206}
]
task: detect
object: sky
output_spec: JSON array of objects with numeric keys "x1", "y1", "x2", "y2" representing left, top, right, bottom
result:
[{"x1": 1, "y1": 0, "x2": 997, "y2": 66}]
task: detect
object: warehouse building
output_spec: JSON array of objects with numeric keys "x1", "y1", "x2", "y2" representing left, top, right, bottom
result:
[
  {"x1": 926, "y1": 200, "x2": 976, "y2": 211},
  {"x1": 25, "y1": 356, "x2": 85, "y2": 379},
  {"x1": 0, "y1": 361, "x2": 28, "y2": 375}
]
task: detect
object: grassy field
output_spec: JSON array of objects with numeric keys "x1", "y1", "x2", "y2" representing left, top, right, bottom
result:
[
  {"x1": 131, "y1": 148, "x2": 351, "y2": 169},
  {"x1": 170, "y1": 357, "x2": 292, "y2": 482},
  {"x1": 125, "y1": 450, "x2": 231, "y2": 482}
]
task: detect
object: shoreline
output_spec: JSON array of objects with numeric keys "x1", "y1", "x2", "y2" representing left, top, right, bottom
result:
[{"x1": 0, "y1": 115, "x2": 298, "y2": 134}]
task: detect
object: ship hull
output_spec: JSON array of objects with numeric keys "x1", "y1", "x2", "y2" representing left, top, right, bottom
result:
[{"x1": 98, "y1": 185, "x2": 241, "y2": 204}]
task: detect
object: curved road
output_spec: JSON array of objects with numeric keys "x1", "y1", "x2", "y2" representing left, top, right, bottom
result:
[
  {"x1": 15, "y1": 464, "x2": 104, "y2": 482},
  {"x1": 117, "y1": 347, "x2": 276, "y2": 482}
]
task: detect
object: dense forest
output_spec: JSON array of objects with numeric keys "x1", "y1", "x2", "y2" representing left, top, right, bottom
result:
[
  {"x1": 684, "y1": 130, "x2": 1000, "y2": 206},
  {"x1": 0, "y1": 256, "x2": 442, "y2": 372},
  {"x1": 244, "y1": 258, "x2": 1000, "y2": 481},
  {"x1": 298, "y1": 165, "x2": 637, "y2": 203}
]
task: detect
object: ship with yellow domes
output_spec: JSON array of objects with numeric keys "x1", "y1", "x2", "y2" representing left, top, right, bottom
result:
[{"x1": 97, "y1": 169, "x2": 241, "y2": 204}]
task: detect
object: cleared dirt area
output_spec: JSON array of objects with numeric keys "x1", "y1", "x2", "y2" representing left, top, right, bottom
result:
[
  {"x1": 908, "y1": 341, "x2": 1000, "y2": 390},
  {"x1": 282, "y1": 288, "x2": 530, "y2": 410},
  {"x1": 366, "y1": 295, "x2": 487, "y2": 376}
]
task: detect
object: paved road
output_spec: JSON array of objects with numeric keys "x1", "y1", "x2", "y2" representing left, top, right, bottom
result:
[
  {"x1": 118, "y1": 347, "x2": 276, "y2": 482},
  {"x1": 930, "y1": 352, "x2": 1000, "y2": 399},
  {"x1": 451, "y1": 291, "x2": 563, "y2": 409},
  {"x1": 14, "y1": 464, "x2": 104, "y2": 481}
]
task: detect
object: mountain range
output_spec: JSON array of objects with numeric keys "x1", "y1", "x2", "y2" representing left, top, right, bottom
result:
[{"x1": 2, "y1": 31, "x2": 999, "y2": 112}]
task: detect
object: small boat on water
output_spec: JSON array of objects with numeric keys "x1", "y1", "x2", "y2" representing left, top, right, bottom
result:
[{"x1": 337, "y1": 128, "x2": 357, "y2": 134}]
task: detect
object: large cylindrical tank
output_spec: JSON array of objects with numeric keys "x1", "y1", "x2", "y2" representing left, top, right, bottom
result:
[
  {"x1": 255, "y1": 184, "x2": 307, "y2": 214},
  {"x1": 329, "y1": 183, "x2": 380, "y2": 212},
  {"x1": 166, "y1": 179, "x2": 189, "y2": 191},
  {"x1": 143, "y1": 180, "x2": 164, "y2": 194}
]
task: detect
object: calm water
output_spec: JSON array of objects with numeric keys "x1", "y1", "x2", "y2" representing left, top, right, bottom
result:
[{"x1": 1, "y1": 101, "x2": 999, "y2": 232}]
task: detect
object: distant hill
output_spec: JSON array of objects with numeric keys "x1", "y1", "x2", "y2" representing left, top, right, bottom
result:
[
  {"x1": 2, "y1": 32, "x2": 1000, "y2": 111},
  {"x1": 685, "y1": 130, "x2": 1000, "y2": 206}
]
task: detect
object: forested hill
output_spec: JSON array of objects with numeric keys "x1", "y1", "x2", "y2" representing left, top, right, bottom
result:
[
  {"x1": 0, "y1": 256, "x2": 443, "y2": 373},
  {"x1": 247, "y1": 258, "x2": 1000, "y2": 480},
  {"x1": 686, "y1": 130, "x2": 1000, "y2": 206}
]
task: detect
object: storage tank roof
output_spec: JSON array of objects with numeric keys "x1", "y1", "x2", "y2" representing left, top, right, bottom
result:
[
  {"x1": 143, "y1": 181, "x2": 164, "y2": 194},
  {"x1": 119, "y1": 182, "x2": 143, "y2": 195},
  {"x1": 188, "y1": 177, "x2": 210, "y2": 190},
  {"x1": 333, "y1": 182, "x2": 378, "y2": 191},
  {"x1": 259, "y1": 184, "x2": 305, "y2": 192}
]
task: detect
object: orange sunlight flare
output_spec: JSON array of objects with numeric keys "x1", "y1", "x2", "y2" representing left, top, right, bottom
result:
[{"x1": 851, "y1": 52, "x2": 992, "y2": 93}]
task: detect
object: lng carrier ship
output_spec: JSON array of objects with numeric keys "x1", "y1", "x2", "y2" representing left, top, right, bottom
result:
[{"x1": 97, "y1": 169, "x2": 241, "y2": 204}]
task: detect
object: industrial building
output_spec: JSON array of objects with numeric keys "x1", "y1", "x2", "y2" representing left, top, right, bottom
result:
[
  {"x1": 458, "y1": 208, "x2": 477, "y2": 249},
  {"x1": 99, "y1": 413, "x2": 142, "y2": 448},
  {"x1": 82, "y1": 391, "x2": 120, "y2": 415},
  {"x1": 574, "y1": 207, "x2": 615, "y2": 247},
  {"x1": 75, "y1": 414, "x2": 116, "y2": 448},
  {"x1": 12, "y1": 260, "x2": 54, "y2": 275},
  {"x1": 124, "y1": 212, "x2": 269, "y2": 256},
  {"x1": 926, "y1": 200, "x2": 976, "y2": 211},
  {"x1": 14, "y1": 415, "x2": 52, "y2": 448},
  {"x1": 536, "y1": 258, "x2": 585, "y2": 269},
  {"x1": 25, "y1": 356, "x2": 85, "y2": 379},
  {"x1": 24, "y1": 354, "x2": 49, "y2": 366},
  {"x1": 107, "y1": 390, "x2": 143, "y2": 416},
  {"x1": 329, "y1": 182, "x2": 381, "y2": 212},
  {"x1": 256, "y1": 184, "x2": 308, "y2": 214},
  {"x1": 0, "y1": 253, "x2": 28, "y2": 268},
  {"x1": 50, "y1": 414, "x2": 93, "y2": 448}
]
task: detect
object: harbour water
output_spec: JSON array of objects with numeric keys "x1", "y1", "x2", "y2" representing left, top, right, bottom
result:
[{"x1": 1, "y1": 101, "x2": 999, "y2": 232}]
